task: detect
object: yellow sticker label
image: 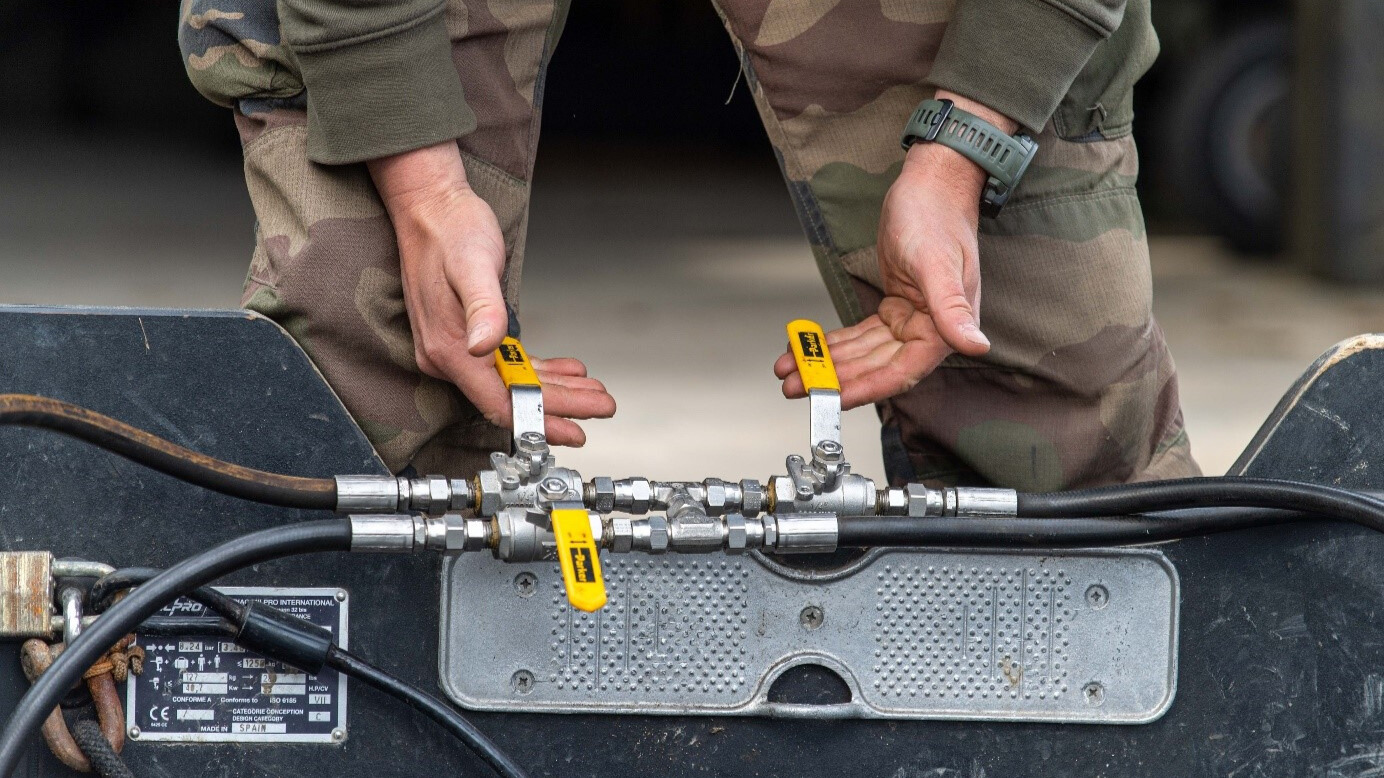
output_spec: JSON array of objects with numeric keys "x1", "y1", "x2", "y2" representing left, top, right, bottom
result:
[
  {"x1": 551, "y1": 508, "x2": 607, "y2": 612},
  {"x1": 786, "y1": 319, "x2": 840, "y2": 393},
  {"x1": 494, "y1": 337, "x2": 541, "y2": 388}
]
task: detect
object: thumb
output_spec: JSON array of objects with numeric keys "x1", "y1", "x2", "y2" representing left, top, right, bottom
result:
[
  {"x1": 921, "y1": 249, "x2": 989, "y2": 356},
  {"x1": 446, "y1": 251, "x2": 509, "y2": 357}
]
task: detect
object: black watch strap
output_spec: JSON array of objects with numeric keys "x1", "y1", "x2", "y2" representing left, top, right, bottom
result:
[{"x1": 901, "y1": 98, "x2": 1039, "y2": 217}]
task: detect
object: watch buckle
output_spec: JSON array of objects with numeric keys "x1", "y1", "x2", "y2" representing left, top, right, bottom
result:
[{"x1": 922, "y1": 98, "x2": 954, "y2": 142}]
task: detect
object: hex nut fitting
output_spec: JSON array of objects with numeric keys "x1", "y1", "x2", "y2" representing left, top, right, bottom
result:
[
  {"x1": 905, "y1": 483, "x2": 940, "y2": 517},
  {"x1": 515, "y1": 431, "x2": 548, "y2": 454},
  {"x1": 618, "y1": 478, "x2": 652, "y2": 515},
  {"x1": 450, "y1": 478, "x2": 475, "y2": 512},
  {"x1": 436, "y1": 516, "x2": 490, "y2": 551},
  {"x1": 880, "y1": 487, "x2": 908, "y2": 516},
  {"x1": 609, "y1": 517, "x2": 633, "y2": 553},
  {"x1": 411, "y1": 475, "x2": 450, "y2": 516},
  {"x1": 477, "y1": 470, "x2": 503, "y2": 517},
  {"x1": 739, "y1": 480, "x2": 765, "y2": 517},
  {"x1": 771, "y1": 476, "x2": 801, "y2": 513},
  {"x1": 703, "y1": 479, "x2": 729, "y2": 517},
  {"x1": 591, "y1": 477, "x2": 616, "y2": 514},
  {"x1": 725, "y1": 513, "x2": 747, "y2": 553},
  {"x1": 647, "y1": 516, "x2": 669, "y2": 554}
]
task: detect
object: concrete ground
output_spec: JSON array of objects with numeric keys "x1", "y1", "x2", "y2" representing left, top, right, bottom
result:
[{"x1": 2, "y1": 131, "x2": 1381, "y2": 481}]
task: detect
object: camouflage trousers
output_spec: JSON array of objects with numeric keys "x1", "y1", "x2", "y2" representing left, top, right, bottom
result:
[{"x1": 180, "y1": 0, "x2": 1200, "y2": 489}]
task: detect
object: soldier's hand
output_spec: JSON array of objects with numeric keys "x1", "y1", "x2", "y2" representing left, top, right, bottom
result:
[
  {"x1": 873, "y1": 90, "x2": 1017, "y2": 382},
  {"x1": 774, "y1": 297, "x2": 951, "y2": 408},
  {"x1": 369, "y1": 142, "x2": 615, "y2": 446}
]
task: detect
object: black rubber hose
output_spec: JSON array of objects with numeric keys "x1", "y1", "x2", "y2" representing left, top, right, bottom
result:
[
  {"x1": 136, "y1": 616, "x2": 240, "y2": 639},
  {"x1": 88, "y1": 567, "x2": 247, "y2": 620},
  {"x1": 838, "y1": 506, "x2": 1307, "y2": 547},
  {"x1": 0, "y1": 395, "x2": 337, "y2": 510},
  {"x1": 325, "y1": 646, "x2": 528, "y2": 778},
  {"x1": 69, "y1": 720, "x2": 135, "y2": 778},
  {"x1": 0, "y1": 520, "x2": 352, "y2": 777},
  {"x1": 1015, "y1": 477, "x2": 1384, "y2": 532}
]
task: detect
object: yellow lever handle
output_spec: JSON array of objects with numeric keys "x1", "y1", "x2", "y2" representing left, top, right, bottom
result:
[
  {"x1": 494, "y1": 337, "x2": 541, "y2": 388},
  {"x1": 550, "y1": 508, "x2": 607, "y2": 612},
  {"x1": 786, "y1": 319, "x2": 840, "y2": 393}
]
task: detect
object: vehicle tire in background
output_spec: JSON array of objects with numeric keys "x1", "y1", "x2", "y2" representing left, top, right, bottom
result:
[{"x1": 1163, "y1": 21, "x2": 1291, "y2": 255}]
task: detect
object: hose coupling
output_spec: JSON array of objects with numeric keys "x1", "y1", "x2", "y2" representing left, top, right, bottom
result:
[
  {"x1": 336, "y1": 475, "x2": 475, "y2": 515},
  {"x1": 903, "y1": 485, "x2": 1019, "y2": 518},
  {"x1": 770, "y1": 514, "x2": 838, "y2": 553},
  {"x1": 349, "y1": 514, "x2": 491, "y2": 553}
]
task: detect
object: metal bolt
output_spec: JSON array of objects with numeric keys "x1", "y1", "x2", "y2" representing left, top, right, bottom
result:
[
  {"x1": 1085, "y1": 584, "x2": 1109, "y2": 610},
  {"x1": 128, "y1": 726, "x2": 141, "y2": 740},
  {"x1": 331, "y1": 728, "x2": 346, "y2": 742},
  {"x1": 1083, "y1": 682, "x2": 1105, "y2": 706},
  {"x1": 514, "y1": 572, "x2": 538, "y2": 597},
  {"x1": 539, "y1": 477, "x2": 569, "y2": 501},
  {"x1": 517, "y1": 431, "x2": 546, "y2": 450},
  {"x1": 334, "y1": 590, "x2": 347, "y2": 603},
  {"x1": 799, "y1": 605, "x2": 825, "y2": 630},
  {"x1": 511, "y1": 670, "x2": 536, "y2": 695}
]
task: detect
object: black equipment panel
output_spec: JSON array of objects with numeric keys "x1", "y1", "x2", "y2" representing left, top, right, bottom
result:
[{"x1": 2, "y1": 308, "x2": 1384, "y2": 777}]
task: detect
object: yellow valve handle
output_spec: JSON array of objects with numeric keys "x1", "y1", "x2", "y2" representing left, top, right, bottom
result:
[
  {"x1": 494, "y1": 337, "x2": 541, "y2": 388},
  {"x1": 551, "y1": 508, "x2": 607, "y2": 612},
  {"x1": 786, "y1": 319, "x2": 840, "y2": 393}
]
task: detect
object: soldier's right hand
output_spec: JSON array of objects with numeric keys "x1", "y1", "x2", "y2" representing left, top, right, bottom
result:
[
  {"x1": 368, "y1": 142, "x2": 616, "y2": 446},
  {"x1": 773, "y1": 297, "x2": 952, "y2": 408}
]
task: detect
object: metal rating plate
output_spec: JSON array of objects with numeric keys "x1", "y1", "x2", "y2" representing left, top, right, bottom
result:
[
  {"x1": 126, "y1": 587, "x2": 349, "y2": 743},
  {"x1": 440, "y1": 548, "x2": 1178, "y2": 722}
]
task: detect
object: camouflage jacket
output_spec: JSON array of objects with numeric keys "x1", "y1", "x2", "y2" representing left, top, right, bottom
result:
[{"x1": 185, "y1": 0, "x2": 1156, "y2": 166}]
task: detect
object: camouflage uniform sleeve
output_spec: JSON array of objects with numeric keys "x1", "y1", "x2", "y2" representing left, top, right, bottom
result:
[
  {"x1": 926, "y1": 0, "x2": 1131, "y2": 134},
  {"x1": 278, "y1": 0, "x2": 476, "y2": 165}
]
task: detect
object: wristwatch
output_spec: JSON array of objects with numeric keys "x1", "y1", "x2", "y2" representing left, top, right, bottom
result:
[{"x1": 901, "y1": 98, "x2": 1039, "y2": 217}]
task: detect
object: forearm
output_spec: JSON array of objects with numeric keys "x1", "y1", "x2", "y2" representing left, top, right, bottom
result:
[
  {"x1": 279, "y1": 0, "x2": 474, "y2": 165},
  {"x1": 366, "y1": 141, "x2": 471, "y2": 227}
]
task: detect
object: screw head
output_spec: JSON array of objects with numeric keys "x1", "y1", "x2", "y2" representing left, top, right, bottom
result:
[
  {"x1": 1083, "y1": 681, "x2": 1105, "y2": 706},
  {"x1": 334, "y1": 589, "x2": 347, "y2": 602},
  {"x1": 331, "y1": 728, "x2": 346, "y2": 742},
  {"x1": 128, "y1": 726, "x2": 141, "y2": 740},
  {"x1": 511, "y1": 669, "x2": 536, "y2": 695},
  {"x1": 799, "y1": 605, "x2": 825, "y2": 630},
  {"x1": 1085, "y1": 584, "x2": 1109, "y2": 610},
  {"x1": 514, "y1": 572, "x2": 538, "y2": 597},
  {"x1": 517, "y1": 431, "x2": 546, "y2": 450}
]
